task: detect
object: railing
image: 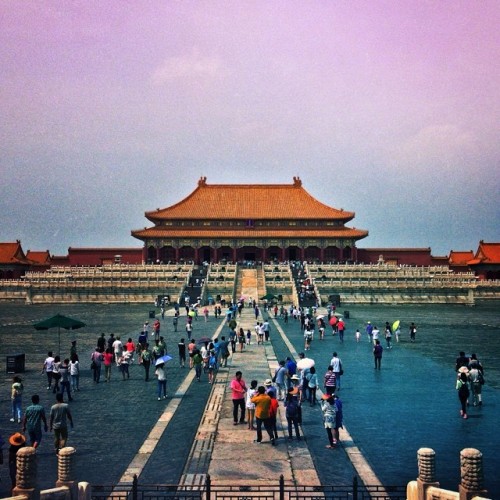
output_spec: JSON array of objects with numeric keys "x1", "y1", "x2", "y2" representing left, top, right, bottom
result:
[{"x1": 90, "y1": 475, "x2": 407, "y2": 500}]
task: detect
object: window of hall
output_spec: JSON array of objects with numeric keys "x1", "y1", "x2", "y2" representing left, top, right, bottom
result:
[
  {"x1": 203, "y1": 222, "x2": 211, "y2": 226},
  {"x1": 289, "y1": 221, "x2": 296, "y2": 226},
  {"x1": 246, "y1": 219, "x2": 254, "y2": 227}
]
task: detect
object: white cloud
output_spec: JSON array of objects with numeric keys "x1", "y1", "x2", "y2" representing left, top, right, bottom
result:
[{"x1": 150, "y1": 48, "x2": 226, "y2": 86}]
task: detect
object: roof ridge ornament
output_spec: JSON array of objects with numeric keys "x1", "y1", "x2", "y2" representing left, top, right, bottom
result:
[
  {"x1": 293, "y1": 176, "x2": 302, "y2": 187},
  {"x1": 198, "y1": 176, "x2": 207, "y2": 187}
]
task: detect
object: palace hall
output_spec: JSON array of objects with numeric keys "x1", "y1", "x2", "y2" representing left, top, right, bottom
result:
[{"x1": 131, "y1": 177, "x2": 368, "y2": 264}]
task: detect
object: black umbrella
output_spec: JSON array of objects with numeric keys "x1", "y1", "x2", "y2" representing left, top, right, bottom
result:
[
  {"x1": 260, "y1": 293, "x2": 278, "y2": 301},
  {"x1": 34, "y1": 313, "x2": 86, "y2": 355}
]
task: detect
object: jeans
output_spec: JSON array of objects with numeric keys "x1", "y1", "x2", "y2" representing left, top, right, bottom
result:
[
  {"x1": 232, "y1": 398, "x2": 245, "y2": 423},
  {"x1": 143, "y1": 361, "x2": 151, "y2": 381},
  {"x1": 157, "y1": 379, "x2": 167, "y2": 398},
  {"x1": 93, "y1": 365, "x2": 102, "y2": 382},
  {"x1": 195, "y1": 364, "x2": 202, "y2": 380},
  {"x1": 70, "y1": 374, "x2": 79, "y2": 391},
  {"x1": 287, "y1": 415, "x2": 301, "y2": 438},
  {"x1": 11, "y1": 396, "x2": 22, "y2": 421},
  {"x1": 60, "y1": 380, "x2": 72, "y2": 401}
]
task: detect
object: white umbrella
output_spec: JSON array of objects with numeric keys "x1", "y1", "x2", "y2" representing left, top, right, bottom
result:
[{"x1": 297, "y1": 358, "x2": 315, "y2": 370}]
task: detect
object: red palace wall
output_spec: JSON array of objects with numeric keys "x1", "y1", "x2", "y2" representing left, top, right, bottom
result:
[
  {"x1": 63, "y1": 248, "x2": 143, "y2": 266},
  {"x1": 356, "y1": 248, "x2": 442, "y2": 266}
]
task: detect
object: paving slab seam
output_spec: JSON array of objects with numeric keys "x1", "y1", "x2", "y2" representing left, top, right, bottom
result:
[{"x1": 270, "y1": 313, "x2": 386, "y2": 491}]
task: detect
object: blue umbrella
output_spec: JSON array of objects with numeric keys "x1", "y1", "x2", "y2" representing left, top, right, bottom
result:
[{"x1": 155, "y1": 354, "x2": 173, "y2": 366}]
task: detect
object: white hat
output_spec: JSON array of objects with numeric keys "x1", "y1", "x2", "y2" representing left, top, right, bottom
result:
[
  {"x1": 264, "y1": 379, "x2": 273, "y2": 386},
  {"x1": 291, "y1": 374, "x2": 300, "y2": 381}
]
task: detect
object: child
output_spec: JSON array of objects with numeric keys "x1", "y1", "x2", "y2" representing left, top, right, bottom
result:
[
  {"x1": 246, "y1": 329, "x2": 251, "y2": 345},
  {"x1": 208, "y1": 350, "x2": 218, "y2": 384},
  {"x1": 355, "y1": 329, "x2": 361, "y2": 342},
  {"x1": 246, "y1": 380, "x2": 258, "y2": 430}
]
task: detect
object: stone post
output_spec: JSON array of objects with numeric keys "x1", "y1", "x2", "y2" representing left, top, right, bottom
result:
[
  {"x1": 459, "y1": 448, "x2": 488, "y2": 500},
  {"x1": 56, "y1": 446, "x2": 78, "y2": 498},
  {"x1": 12, "y1": 446, "x2": 39, "y2": 500},
  {"x1": 416, "y1": 447, "x2": 439, "y2": 500}
]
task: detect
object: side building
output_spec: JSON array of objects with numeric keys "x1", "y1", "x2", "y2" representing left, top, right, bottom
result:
[{"x1": 131, "y1": 177, "x2": 369, "y2": 264}]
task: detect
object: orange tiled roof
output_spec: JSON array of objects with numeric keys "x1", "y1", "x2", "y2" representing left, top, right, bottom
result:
[
  {"x1": 26, "y1": 250, "x2": 51, "y2": 265},
  {"x1": 131, "y1": 227, "x2": 368, "y2": 239},
  {"x1": 449, "y1": 251, "x2": 474, "y2": 266},
  {"x1": 145, "y1": 177, "x2": 356, "y2": 221},
  {"x1": 0, "y1": 241, "x2": 30, "y2": 265},
  {"x1": 468, "y1": 242, "x2": 500, "y2": 265}
]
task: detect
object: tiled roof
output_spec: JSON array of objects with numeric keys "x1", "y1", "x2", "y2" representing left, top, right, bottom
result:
[
  {"x1": 131, "y1": 227, "x2": 368, "y2": 240},
  {"x1": 26, "y1": 250, "x2": 51, "y2": 265},
  {"x1": 0, "y1": 241, "x2": 30, "y2": 265},
  {"x1": 449, "y1": 251, "x2": 474, "y2": 265},
  {"x1": 468, "y1": 242, "x2": 500, "y2": 265},
  {"x1": 145, "y1": 177, "x2": 356, "y2": 221}
]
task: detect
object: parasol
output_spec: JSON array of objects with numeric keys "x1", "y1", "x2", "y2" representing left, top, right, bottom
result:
[{"x1": 34, "y1": 313, "x2": 86, "y2": 356}]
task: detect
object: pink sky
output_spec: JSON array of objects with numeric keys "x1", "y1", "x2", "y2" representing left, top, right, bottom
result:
[{"x1": 1, "y1": 1, "x2": 498, "y2": 255}]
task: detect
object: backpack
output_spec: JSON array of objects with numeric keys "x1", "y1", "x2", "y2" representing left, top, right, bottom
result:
[
  {"x1": 458, "y1": 381, "x2": 469, "y2": 397},
  {"x1": 208, "y1": 355, "x2": 217, "y2": 370}
]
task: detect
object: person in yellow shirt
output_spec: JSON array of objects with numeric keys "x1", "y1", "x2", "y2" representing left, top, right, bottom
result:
[{"x1": 251, "y1": 386, "x2": 275, "y2": 445}]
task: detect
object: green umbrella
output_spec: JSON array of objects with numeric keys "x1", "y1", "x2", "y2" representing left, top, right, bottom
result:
[
  {"x1": 34, "y1": 313, "x2": 86, "y2": 355},
  {"x1": 260, "y1": 293, "x2": 278, "y2": 301}
]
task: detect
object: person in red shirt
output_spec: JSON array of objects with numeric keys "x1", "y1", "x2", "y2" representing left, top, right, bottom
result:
[{"x1": 230, "y1": 371, "x2": 247, "y2": 425}]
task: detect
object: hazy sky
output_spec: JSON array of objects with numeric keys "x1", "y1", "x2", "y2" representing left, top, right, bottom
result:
[{"x1": 1, "y1": 1, "x2": 499, "y2": 256}]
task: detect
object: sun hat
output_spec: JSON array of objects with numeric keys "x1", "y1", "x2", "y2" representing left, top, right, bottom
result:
[
  {"x1": 264, "y1": 379, "x2": 273, "y2": 386},
  {"x1": 9, "y1": 432, "x2": 26, "y2": 446},
  {"x1": 291, "y1": 374, "x2": 300, "y2": 381}
]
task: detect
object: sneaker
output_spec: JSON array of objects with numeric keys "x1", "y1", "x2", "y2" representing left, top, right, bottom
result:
[
  {"x1": 463, "y1": 414, "x2": 468, "y2": 419},
  {"x1": 10, "y1": 418, "x2": 14, "y2": 422},
  {"x1": 271, "y1": 439, "x2": 276, "y2": 446},
  {"x1": 163, "y1": 395, "x2": 167, "y2": 399},
  {"x1": 253, "y1": 439, "x2": 261, "y2": 444},
  {"x1": 158, "y1": 397, "x2": 161, "y2": 401}
]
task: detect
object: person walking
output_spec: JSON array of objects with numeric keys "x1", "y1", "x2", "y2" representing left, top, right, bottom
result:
[
  {"x1": 305, "y1": 366, "x2": 318, "y2": 406},
  {"x1": 372, "y1": 325, "x2": 380, "y2": 345},
  {"x1": 49, "y1": 392, "x2": 74, "y2": 454},
  {"x1": 456, "y1": 371, "x2": 469, "y2": 419},
  {"x1": 178, "y1": 338, "x2": 186, "y2": 368},
  {"x1": 321, "y1": 394, "x2": 338, "y2": 448},
  {"x1": 373, "y1": 340, "x2": 383, "y2": 370},
  {"x1": 409, "y1": 322, "x2": 417, "y2": 342},
  {"x1": 41, "y1": 351, "x2": 55, "y2": 390},
  {"x1": 365, "y1": 321, "x2": 373, "y2": 343},
  {"x1": 246, "y1": 380, "x2": 258, "y2": 430},
  {"x1": 155, "y1": 361, "x2": 167, "y2": 400},
  {"x1": 273, "y1": 360, "x2": 287, "y2": 401},
  {"x1": 329, "y1": 352, "x2": 343, "y2": 390},
  {"x1": 10, "y1": 376, "x2": 24, "y2": 423},
  {"x1": 91, "y1": 347, "x2": 103, "y2": 383},
  {"x1": 385, "y1": 322, "x2": 393, "y2": 349},
  {"x1": 284, "y1": 387, "x2": 302, "y2": 441},
  {"x1": 69, "y1": 354, "x2": 80, "y2": 392},
  {"x1": 207, "y1": 350, "x2": 218, "y2": 384},
  {"x1": 251, "y1": 386, "x2": 275, "y2": 445},
  {"x1": 192, "y1": 349, "x2": 204, "y2": 382},
  {"x1": 103, "y1": 347, "x2": 114, "y2": 382},
  {"x1": 230, "y1": 371, "x2": 247, "y2": 425},
  {"x1": 140, "y1": 343, "x2": 153, "y2": 381},
  {"x1": 333, "y1": 394, "x2": 343, "y2": 444},
  {"x1": 323, "y1": 366, "x2": 337, "y2": 395},
  {"x1": 59, "y1": 359, "x2": 73, "y2": 402},
  {"x1": 22, "y1": 394, "x2": 47, "y2": 449}
]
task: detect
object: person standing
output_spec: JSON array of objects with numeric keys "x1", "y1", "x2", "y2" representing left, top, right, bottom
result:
[
  {"x1": 69, "y1": 354, "x2": 80, "y2": 392},
  {"x1": 52, "y1": 356, "x2": 61, "y2": 394},
  {"x1": 103, "y1": 347, "x2": 114, "y2": 382},
  {"x1": 219, "y1": 336, "x2": 230, "y2": 367},
  {"x1": 372, "y1": 326, "x2": 380, "y2": 346},
  {"x1": 284, "y1": 387, "x2": 302, "y2": 441},
  {"x1": 251, "y1": 386, "x2": 275, "y2": 445},
  {"x1": 468, "y1": 363, "x2": 483, "y2": 407},
  {"x1": 173, "y1": 312, "x2": 179, "y2": 332},
  {"x1": 365, "y1": 322, "x2": 373, "y2": 343},
  {"x1": 230, "y1": 371, "x2": 247, "y2": 425},
  {"x1": 41, "y1": 351, "x2": 55, "y2": 390},
  {"x1": 246, "y1": 380, "x2": 258, "y2": 430},
  {"x1": 70, "y1": 340, "x2": 77, "y2": 359},
  {"x1": 112, "y1": 336, "x2": 123, "y2": 366},
  {"x1": 409, "y1": 322, "x2": 417, "y2": 342},
  {"x1": 192, "y1": 349, "x2": 204, "y2": 382},
  {"x1": 337, "y1": 318, "x2": 345, "y2": 343},
  {"x1": 321, "y1": 394, "x2": 338, "y2": 448},
  {"x1": 273, "y1": 360, "x2": 287, "y2": 401},
  {"x1": 49, "y1": 392, "x2": 74, "y2": 454},
  {"x1": 305, "y1": 366, "x2": 318, "y2": 406},
  {"x1": 140, "y1": 343, "x2": 153, "y2": 381},
  {"x1": 333, "y1": 394, "x2": 343, "y2": 444},
  {"x1": 385, "y1": 322, "x2": 393, "y2": 349},
  {"x1": 330, "y1": 352, "x2": 343, "y2": 390},
  {"x1": 22, "y1": 395, "x2": 47, "y2": 449},
  {"x1": 8, "y1": 432, "x2": 26, "y2": 489},
  {"x1": 207, "y1": 350, "x2": 218, "y2": 384},
  {"x1": 177, "y1": 338, "x2": 186, "y2": 368},
  {"x1": 155, "y1": 361, "x2": 167, "y2": 400},
  {"x1": 10, "y1": 376, "x2": 23, "y2": 423},
  {"x1": 373, "y1": 340, "x2": 383, "y2": 370},
  {"x1": 91, "y1": 347, "x2": 103, "y2": 383}
]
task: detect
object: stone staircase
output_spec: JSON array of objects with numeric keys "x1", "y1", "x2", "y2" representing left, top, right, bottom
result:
[{"x1": 236, "y1": 268, "x2": 262, "y2": 303}]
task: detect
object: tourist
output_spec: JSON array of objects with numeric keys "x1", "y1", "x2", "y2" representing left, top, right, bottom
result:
[
  {"x1": 371, "y1": 325, "x2": 380, "y2": 345},
  {"x1": 251, "y1": 386, "x2": 275, "y2": 445},
  {"x1": 304, "y1": 327, "x2": 313, "y2": 351},
  {"x1": 207, "y1": 350, "x2": 218, "y2": 384},
  {"x1": 219, "y1": 336, "x2": 230, "y2": 367},
  {"x1": 456, "y1": 371, "x2": 469, "y2": 419},
  {"x1": 177, "y1": 338, "x2": 186, "y2": 368},
  {"x1": 118, "y1": 348, "x2": 131, "y2": 380},
  {"x1": 186, "y1": 321, "x2": 193, "y2": 340},
  {"x1": 245, "y1": 379, "x2": 258, "y2": 430},
  {"x1": 366, "y1": 321, "x2": 373, "y2": 343},
  {"x1": 8, "y1": 432, "x2": 26, "y2": 488},
  {"x1": 455, "y1": 351, "x2": 469, "y2": 372},
  {"x1": 373, "y1": 340, "x2": 383, "y2": 370},
  {"x1": 263, "y1": 319, "x2": 270, "y2": 342},
  {"x1": 238, "y1": 328, "x2": 245, "y2": 352},
  {"x1": 22, "y1": 394, "x2": 47, "y2": 448},
  {"x1": 285, "y1": 356, "x2": 297, "y2": 389},
  {"x1": 155, "y1": 361, "x2": 167, "y2": 400},
  {"x1": 10, "y1": 377, "x2": 23, "y2": 423},
  {"x1": 203, "y1": 306, "x2": 209, "y2": 322},
  {"x1": 69, "y1": 354, "x2": 80, "y2": 392},
  {"x1": 284, "y1": 387, "x2": 301, "y2": 441},
  {"x1": 192, "y1": 349, "x2": 203, "y2": 381},
  {"x1": 409, "y1": 322, "x2": 417, "y2": 342},
  {"x1": 333, "y1": 394, "x2": 343, "y2": 443},
  {"x1": 49, "y1": 392, "x2": 74, "y2": 454},
  {"x1": 140, "y1": 343, "x2": 153, "y2": 381},
  {"x1": 269, "y1": 390, "x2": 279, "y2": 441},
  {"x1": 230, "y1": 371, "x2": 247, "y2": 425},
  {"x1": 59, "y1": 359, "x2": 73, "y2": 401},
  {"x1": 125, "y1": 338, "x2": 136, "y2": 363},
  {"x1": 97, "y1": 333, "x2": 106, "y2": 352},
  {"x1": 305, "y1": 366, "x2": 318, "y2": 406},
  {"x1": 91, "y1": 347, "x2": 103, "y2": 383},
  {"x1": 330, "y1": 352, "x2": 343, "y2": 390},
  {"x1": 468, "y1": 363, "x2": 484, "y2": 407},
  {"x1": 321, "y1": 393, "x2": 337, "y2": 448},
  {"x1": 172, "y1": 313, "x2": 179, "y2": 332},
  {"x1": 158, "y1": 336, "x2": 167, "y2": 358},
  {"x1": 112, "y1": 336, "x2": 123, "y2": 366},
  {"x1": 103, "y1": 347, "x2": 114, "y2": 382},
  {"x1": 337, "y1": 318, "x2": 345, "y2": 343},
  {"x1": 188, "y1": 339, "x2": 196, "y2": 368},
  {"x1": 395, "y1": 325, "x2": 401, "y2": 342},
  {"x1": 153, "y1": 319, "x2": 160, "y2": 341},
  {"x1": 138, "y1": 329, "x2": 147, "y2": 349},
  {"x1": 273, "y1": 360, "x2": 287, "y2": 400},
  {"x1": 264, "y1": 378, "x2": 276, "y2": 396},
  {"x1": 323, "y1": 366, "x2": 336, "y2": 395},
  {"x1": 52, "y1": 356, "x2": 62, "y2": 394},
  {"x1": 355, "y1": 329, "x2": 361, "y2": 342},
  {"x1": 385, "y1": 322, "x2": 393, "y2": 349},
  {"x1": 41, "y1": 351, "x2": 55, "y2": 390}
]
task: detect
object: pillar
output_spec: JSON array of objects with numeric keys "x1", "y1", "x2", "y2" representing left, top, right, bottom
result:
[
  {"x1": 155, "y1": 247, "x2": 161, "y2": 263},
  {"x1": 56, "y1": 447, "x2": 78, "y2": 498},
  {"x1": 281, "y1": 247, "x2": 286, "y2": 261},
  {"x1": 459, "y1": 448, "x2": 488, "y2": 500},
  {"x1": 142, "y1": 246, "x2": 148, "y2": 264},
  {"x1": 212, "y1": 247, "x2": 217, "y2": 263},
  {"x1": 262, "y1": 247, "x2": 267, "y2": 263},
  {"x1": 194, "y1": 247, "x2": 199, "y2": 264},
  {"x1": 12, "y1": 446, "x2": 39, "y2": 500},
  {"x1": 232, "y1": 247, "x2": 237, "y2": 263},
  {"x1": 320, "y1": 248, "x2": 324, "y2": 263},
  {"x1": 300, "y1": 247, "x2": 305, "y2": 262},
  {"x1": 416, "y1": 448, "x2": 439, "y2": 500},
  {"x1": 175, "y1": 247, "x2": 179, "y2": 262}
]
